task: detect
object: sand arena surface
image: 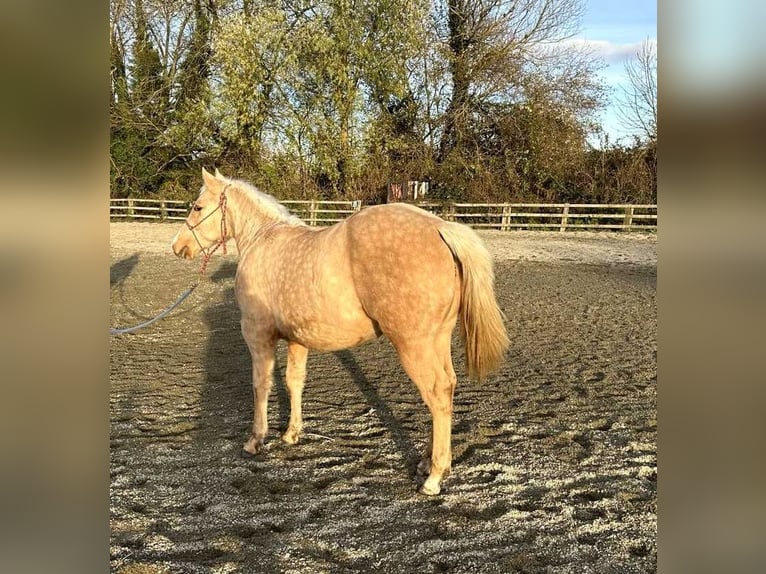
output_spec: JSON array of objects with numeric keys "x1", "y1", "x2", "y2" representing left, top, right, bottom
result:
[{"x1": 110, "y1": 222, "x2": 656, "y2": 573}]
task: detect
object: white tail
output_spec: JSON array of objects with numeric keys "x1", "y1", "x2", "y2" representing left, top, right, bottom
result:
[{"x1": 438, "y1": 222, "x2": 509, "y2": 380}]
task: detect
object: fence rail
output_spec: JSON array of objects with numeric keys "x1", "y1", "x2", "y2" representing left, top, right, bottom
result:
[
  {"x1": 110, "y1": 198, "x2": 190, "y2": 221},
  {"x1": 418, "y1": 203, "x2": 657, "y2": 231},
  {"x1": 110, "y1": 198, "x2": 656, "y2": 231}
]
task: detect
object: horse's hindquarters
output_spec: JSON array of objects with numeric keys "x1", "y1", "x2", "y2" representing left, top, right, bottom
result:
[{"x1": 346, "y1": 205, "x2": 460, "y2": 340}]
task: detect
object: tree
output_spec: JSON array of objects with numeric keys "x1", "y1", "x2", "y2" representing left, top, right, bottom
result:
[
  {"x1": 176, "y1": 0, "x2": 216, "y2": 108},
  {"x1": 130, "y1": 0, "x2": 167, "y2": 125},
  {"x1": 110, "y1": 0, "x2": 209, "y2": 196},
  {"x1": 436, "y1": 0, "x2": 590, "y2": 157},
  {"x1": 423, "y1": 0, "x2": 604, "y2": 200},
  {"x1": 210, "y1": 0, "x2": 426, "y2": 196},
  {"x1": 293, "y1": 0, "x2": 426, "y2": 195},
  {"x1": 613, "y1": 39, "x2": 657, "y2": 200},
  {"x1": 211, "y1": 8, "x2": 289, "y2": 161},
  {"x1": 617, "y1": 39, "x2": 657, "y2": 143},
  {"x1": 108, "y1": 0, "x2": 655, "y2": 205}
]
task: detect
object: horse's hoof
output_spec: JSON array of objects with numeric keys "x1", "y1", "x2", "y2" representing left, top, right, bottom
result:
[
  {"x1": 418, "y1": 479, "x2": 442, "y2": 496},
  {"x1": 281, "y1": 429, "x2": 300, "y2": 445},
  {"x1": 418, "y1": 484, "x2": 441, "y2": 496},
  {"x1": 240, "y1": 449, "x2": 257, "y2": 459},
  {"x1": 242, "y1": 436, "x2": 265, "y2": 456}
]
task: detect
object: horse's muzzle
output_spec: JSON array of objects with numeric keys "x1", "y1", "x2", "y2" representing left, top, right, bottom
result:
[{"x1": 173, "y1": 243, "x2": 192, "y2": 259}]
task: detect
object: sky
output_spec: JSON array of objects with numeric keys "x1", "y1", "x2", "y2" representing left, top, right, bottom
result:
[{"x1": 577, "y1": 0, "x2": 657, "y2": 145}]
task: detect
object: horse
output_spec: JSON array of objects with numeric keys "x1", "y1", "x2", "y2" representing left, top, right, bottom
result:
[{"x1": 171, "y1": 168, "x2": 509, "y2": 495}]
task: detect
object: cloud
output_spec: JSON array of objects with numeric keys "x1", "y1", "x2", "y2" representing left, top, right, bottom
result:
[{"x1": 560, "y1": 37, "x2": 657, "y2": 65}]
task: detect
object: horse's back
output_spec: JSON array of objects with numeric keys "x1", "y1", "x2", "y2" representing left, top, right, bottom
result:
[{"x1": 345, "y1": 204, "x2": 460, "y2": 338}]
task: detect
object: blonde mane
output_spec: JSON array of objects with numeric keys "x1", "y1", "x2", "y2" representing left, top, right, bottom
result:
[{"x1": 224, "y1": 177, "x2": 305, "y2": 226}]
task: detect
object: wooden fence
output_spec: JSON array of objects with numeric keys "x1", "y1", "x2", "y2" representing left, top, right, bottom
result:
[
  {"x1": 110, "y1": 198, "x2": 190, "y2": 221},
  {"x1": 417, "y1": 203, "x2": 657, "y2": 231},
  {"x1": 109, "y1": 198, "x2": 363, "y2": 225},
  {"x1": 110, "y1": 198, "x2": 656, "y2": 231}
]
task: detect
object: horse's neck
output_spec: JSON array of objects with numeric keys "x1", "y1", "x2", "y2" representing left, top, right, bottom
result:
[{"x1": 227, "y1": 187, "x2": 295, "y2": 251}]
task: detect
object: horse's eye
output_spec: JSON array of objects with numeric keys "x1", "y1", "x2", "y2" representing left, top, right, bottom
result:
[{"x1": 193, "y1": 205, "x2": 203, "y2": 212}]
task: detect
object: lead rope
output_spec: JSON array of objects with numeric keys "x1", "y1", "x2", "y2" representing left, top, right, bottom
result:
[
  {"x1": 110, "y1": 190, "x2": 229, "y2": 335},
  {"x1": 109, "y1": 285, "x2": 198, "y2": 335}
]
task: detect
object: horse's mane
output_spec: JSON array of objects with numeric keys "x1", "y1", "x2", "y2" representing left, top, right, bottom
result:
[{"x1": 226, "y1": 178, "x2": 305, "y2": 226}]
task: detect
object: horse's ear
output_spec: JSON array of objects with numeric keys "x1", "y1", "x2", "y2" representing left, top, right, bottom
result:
[
  {"x1": 214, "y1": 168, "x2": 224, "y2": 179},
  {"x1": 201, "y1": 167, "x2": 218, "y2": 189}
]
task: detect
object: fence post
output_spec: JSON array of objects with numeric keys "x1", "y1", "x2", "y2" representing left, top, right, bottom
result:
[
  {"x1": 127, "y1": 198, "x2": 134, "y2": 217},
  {"x1": 309, "y1": 199, "x2": 317, "y2": 226},
  {"x1": 501, "y1": 203, "x2": 511, "y2": 231},
  {"x1": 623, "y1": 206, "x2": 634, "y2": 230},
  {"x1": 160, "y1": 199, "x2": 167, "y2": 220},
  {"x1": 560, "y1": 204, "x2": 569, "y2": 232},
  {"x1": 352, "y1": 200, "x2": 362, "y2": 212}
]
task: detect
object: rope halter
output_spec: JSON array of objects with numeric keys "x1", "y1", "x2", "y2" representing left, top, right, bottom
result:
[{"x1": 184, "y1": 186, "x2": 229, "y2": 276}]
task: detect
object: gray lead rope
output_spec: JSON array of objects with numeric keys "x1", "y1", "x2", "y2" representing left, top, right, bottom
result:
[
  {"x1": 111, "y1": 188, "x2": 229, "y2": 336},
  {"x1": 110, "y1": 283, "x2": 199, "y2": 335}
]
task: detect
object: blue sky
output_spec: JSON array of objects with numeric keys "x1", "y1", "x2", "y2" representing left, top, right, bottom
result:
[{"x1": 578, "y1": 0, "x2": 657, "y2": 144}]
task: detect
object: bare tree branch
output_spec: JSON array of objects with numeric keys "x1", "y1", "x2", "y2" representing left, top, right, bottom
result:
[{"x1": 616, "y1": 39, "x2": 657, "y2": 142}]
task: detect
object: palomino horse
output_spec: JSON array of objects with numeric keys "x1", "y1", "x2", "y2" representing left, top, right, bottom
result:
[{"x1": 172, "y1": 168, "x2": 509, "y2": 495}]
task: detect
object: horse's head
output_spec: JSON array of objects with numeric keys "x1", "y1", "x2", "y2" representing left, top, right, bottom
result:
[{"x1": 172, "y1": 167, "x2": 229, "y2": 259}]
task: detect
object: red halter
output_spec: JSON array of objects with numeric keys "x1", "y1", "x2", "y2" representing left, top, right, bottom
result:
[{"x1": 184, "y1": 186, "x2": 229, "y2": 275}]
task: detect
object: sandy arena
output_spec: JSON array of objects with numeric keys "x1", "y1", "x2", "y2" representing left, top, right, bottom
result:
[{"x1": 110, "y1": 222, "x2": 656, "y2": 573}]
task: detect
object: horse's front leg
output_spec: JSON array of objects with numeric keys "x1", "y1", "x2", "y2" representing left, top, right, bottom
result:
[
  {"x1": 242, "y1": 333, "x2": 277, "y2": 456},
  {"x1": 281, "y1": 341, "x2": 308, "y2": 445}
]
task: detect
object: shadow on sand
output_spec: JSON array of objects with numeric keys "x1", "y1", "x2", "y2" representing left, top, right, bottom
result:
[
  {"x1": 334, "y1": 349, "x2": 421, "y2": 476},
  {"x1": 110, "y1": 253, "x2": 140, "y2": 286}
]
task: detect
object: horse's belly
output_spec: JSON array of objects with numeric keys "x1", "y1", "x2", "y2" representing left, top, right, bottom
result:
[{"x1": 285, "y1": 316, "x2": 379, "y2": 351}]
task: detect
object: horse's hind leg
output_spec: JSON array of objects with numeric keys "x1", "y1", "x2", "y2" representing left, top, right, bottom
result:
[
  {"x1": 393, "y1": 332, "x2": 456, "y2": 495},
  {"x1": 416, "y1": 352, "x2": 457, "y2": 479},
  {"x1": 282, "y1": 341, "x2": 308, "y2": 445}
]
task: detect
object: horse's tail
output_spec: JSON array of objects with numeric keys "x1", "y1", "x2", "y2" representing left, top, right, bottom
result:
[{"x1": 438, "y1": 222, "x2": 510, "y2": 381}]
